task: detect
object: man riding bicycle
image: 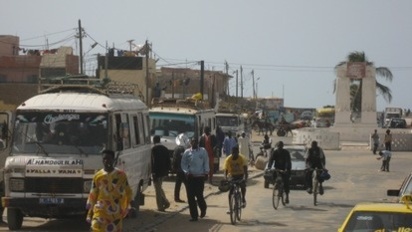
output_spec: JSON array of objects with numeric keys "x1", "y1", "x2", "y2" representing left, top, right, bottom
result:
[
  {"x1": 224, "y1": 145, "x2": 248, "y2": 208},
  {"x1": 267, "y1": 141, "x2": 292, "y2": 203},
  {"x1": 305, "y1": 140, "x2": 326, "y2": 195}
]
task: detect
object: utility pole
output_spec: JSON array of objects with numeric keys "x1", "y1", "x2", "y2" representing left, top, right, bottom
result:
[
  {"x1": 171, "y1": 72, "x2": 175, "y2": 98},
  {"x1": 234, "y1": 70, "x2": 238, "y2": 98},
  {"x1": 200, "y1": 60, "x2": 204, "y2": 99},
  {"x1": 127, "y1": 39, "x2": 134, "y2": 52},
  {"x1": 252, "y1": 70, "x2": 255, "y2": 99},
  {"x1": 145, "y1": 40, "x2": 150, "y2": 106},
  {"x1": 104, "y1": 41, "x2": 108, "y2": 80},
  {"x1": 78, "y1": 19, "x2": 84, "y2": 74},
  {"x1": 240, "y1": 66, "x2": 243, "y2": 98}
]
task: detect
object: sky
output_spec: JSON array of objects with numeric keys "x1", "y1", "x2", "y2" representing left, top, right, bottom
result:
[{"x1": 2, "y1": 0, "x2": 412, "y2": 111}]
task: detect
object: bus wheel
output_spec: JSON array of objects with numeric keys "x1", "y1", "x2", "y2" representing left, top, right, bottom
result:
[{"x1": 7, "y1": 208, "x2": 23, "y2": 230}]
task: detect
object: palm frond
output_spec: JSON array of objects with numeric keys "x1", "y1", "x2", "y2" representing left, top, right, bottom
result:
[
  {"x1": 376, "y1": 81, "x2": 392, "y2": 103},
  {"x1": 376, "y1": 67, "x2": 393, "y2": 82}
]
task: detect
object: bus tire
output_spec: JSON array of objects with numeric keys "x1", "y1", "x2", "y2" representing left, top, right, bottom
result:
[{"x1": 7, "y1": 208, "x2": 23, "y2": 230}]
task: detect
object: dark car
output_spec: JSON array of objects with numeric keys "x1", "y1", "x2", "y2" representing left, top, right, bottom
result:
[
  {"x1": 386, "y1": 118, "x2": 407, "y2": 129},
  {"x1": 263, "y1": 145, "x2": 307, "y2": 189},
  {"x1": 387, "y1": 172, "x2": 412, "y2": 202}
]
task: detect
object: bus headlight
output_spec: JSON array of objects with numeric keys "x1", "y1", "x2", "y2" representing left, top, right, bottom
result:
[
  {"x1": 83, "y1": 180, "x2": 92, "y2": 193},
  {"x1": 10, "y1": 178, "x2": 25, "y2": 192}
]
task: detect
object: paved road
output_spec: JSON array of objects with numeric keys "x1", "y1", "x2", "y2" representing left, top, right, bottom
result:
[
  {"x1": 150, "y1": 149, "x2": 411, "y2": 232},
  {"x1": 0, "y1": 132, "x2": 410, "y2": 231}
]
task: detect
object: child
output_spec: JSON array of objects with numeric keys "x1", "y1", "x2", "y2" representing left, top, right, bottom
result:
[{"x1": 377, "y1": 150, "x2": 392, "y2": 172}]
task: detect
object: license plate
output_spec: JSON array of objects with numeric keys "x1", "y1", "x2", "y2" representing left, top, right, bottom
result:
[{"x1": 39, "y1": 198, "x2": 64, "y2": 204}]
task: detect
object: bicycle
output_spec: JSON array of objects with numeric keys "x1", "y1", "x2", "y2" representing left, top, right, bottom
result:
[
  {"x1": 311, "y1": 167, "x2": 324, "y2": 206},
  {"x1": 228, "y1": 179, "x2": 245, "y2": 225},
  {"x1": 272, "y1": 169, "x2": 286, "y2": 209}
]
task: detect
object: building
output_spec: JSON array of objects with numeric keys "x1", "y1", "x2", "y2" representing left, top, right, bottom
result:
[
  {"x1": 0, "y1": 35, "x2": 79, "y2": 110},
  {"x1": 155, "y1": 67, "x2": 231, "y2": 107},
  {"x1": 95, "y1": 47, "x2": 156, "y2": 107}
]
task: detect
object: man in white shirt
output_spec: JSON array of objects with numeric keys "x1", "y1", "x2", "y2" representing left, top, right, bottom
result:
[{"x1": 238, "y1": 132, "x2": 252, "y2": 164}]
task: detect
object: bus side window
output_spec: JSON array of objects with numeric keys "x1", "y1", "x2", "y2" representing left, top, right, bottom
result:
[
  {"x1": 144, "y1": 114, "x2": 150, "y2": 144},
  {"x1": 115, "y1": 114, "x2": 123, "y2": 151},
  {"x1": 133, "y1": 115, "x2": 141, "y2": 145},
  {"x1": 122, "y1": 115, "x2": 131, "y2": 149}
]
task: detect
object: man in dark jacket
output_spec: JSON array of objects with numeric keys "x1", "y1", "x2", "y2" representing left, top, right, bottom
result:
[
  {"x1": 172, "y1": 134, "x2": 190, "y2": 203},
  {"x1": 305, "y1": 140, "x2": 326, "y2": 195},
  {"x1": 151, "y1": 135, "x2": 171, "y2": 211},
  {"x1": 267, "y1": 141, "x2": 292, "y2": 203}
]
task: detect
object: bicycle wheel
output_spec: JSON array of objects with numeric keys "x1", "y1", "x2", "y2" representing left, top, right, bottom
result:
[
  {"x1": 313, "y1": 179, "x2": 318, "y2": 206},
  {"x1": 272, "y1": 183, "x2": 280, "y2": 209},
  {"x1": 236, "y1": 191, "x2": 242, "y2": 221},
  {"x1": 280, "y1": 185, "x2": 286, "y2": 206},
  {"x1": 229, "y1": 193, "x2": 237, "y2": 225}
]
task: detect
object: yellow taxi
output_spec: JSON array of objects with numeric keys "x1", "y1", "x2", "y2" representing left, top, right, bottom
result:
[{"x1": 337, "y1": 195, "x2": 412, "y2": 232}]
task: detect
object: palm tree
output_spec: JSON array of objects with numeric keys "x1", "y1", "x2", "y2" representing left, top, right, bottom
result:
[{"x1": 334, "y1": 51, "x2": 393, "y2": 114}]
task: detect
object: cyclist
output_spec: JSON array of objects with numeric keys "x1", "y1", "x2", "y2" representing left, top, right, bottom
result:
[
  {"x1": 224, "y1": 145, "x2": 248, "y2": 208},
  {"x1": 305, "y1": 140, "x2": 326, "y2": 195},
  {"x1": 267, "y1": 141, "x2": 292, "y2": 203}
]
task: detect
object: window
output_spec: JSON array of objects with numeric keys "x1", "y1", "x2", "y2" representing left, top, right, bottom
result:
[
  {"x1": 12, "y1": 112, "x2": 108, "y2": 155},
  {"x1": 133, "y1": 115, "x2": 141, "y2": 145}
]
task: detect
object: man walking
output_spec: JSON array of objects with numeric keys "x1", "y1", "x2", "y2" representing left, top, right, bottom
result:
[
  {"x1": 151, "y1": 135, "x2": 171, "y2": 211},
  {"x1": 181, "y1": 138, "x2": 209, "y2": 222},
  {"x1": 86, "y1": 149, "x2": 132, "y2": 231},
  {"x1": 199, "y1": 126, "x2": 217, "y2": 184},
  {"x1": 172, "y1": 134, "x2": 190, "y2": 203},
  {"x1": 371, "y1": 129, "x2": 380, "y2": 155},
  {"x1": 238, "y1": 131, "x2": 252, "y2": 165}
]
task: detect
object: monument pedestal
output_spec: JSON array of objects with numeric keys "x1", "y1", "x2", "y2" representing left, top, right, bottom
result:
[{"x1": 330, "y1": 123, "x2": 377, "y2": 142}]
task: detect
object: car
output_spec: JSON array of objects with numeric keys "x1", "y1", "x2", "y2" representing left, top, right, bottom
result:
[
  {"x1": 387, "y1": 172, "x2": 412, "y2": 202},
  {"x1": 263, "y1": 144, "x2": 307, "y2": 189},
  {"x1": 300, "y1": 111, "x2": 313, "y2": 120},
  {"x1": 337, "y1": 195, "x2": 412, "y2": 232},
  {"x1": 385, "y1": 118, "x2": 407, "y2": 128}
]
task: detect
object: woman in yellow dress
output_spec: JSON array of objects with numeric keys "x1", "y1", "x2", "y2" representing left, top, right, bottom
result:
[{"x1": 86, "y1": 149, "x2": 132, "y2": 232}]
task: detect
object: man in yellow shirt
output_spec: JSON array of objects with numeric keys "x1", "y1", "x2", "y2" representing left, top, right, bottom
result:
[{"x1": 224, "y1": 145, "x2": 248, "y2": 207}]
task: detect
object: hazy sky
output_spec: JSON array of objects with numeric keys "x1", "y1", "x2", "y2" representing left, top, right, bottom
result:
[{"x1": 2, "y1": 0, "x2": 411, "y2": 111}]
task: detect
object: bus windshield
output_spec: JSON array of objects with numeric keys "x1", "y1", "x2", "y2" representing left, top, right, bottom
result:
[
  {"x1": 12, "y1": 112, "x2": 108, "y2": 155},
  {"x1": 149, "y1": 112, "x2": 196, "y2": 138}
]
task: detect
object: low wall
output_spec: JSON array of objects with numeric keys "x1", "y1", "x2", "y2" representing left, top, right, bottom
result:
[
  {"x1": 293, "y1": 127, "x2": 412, "y2": 151},
  {"x1": 369, "y1": 130, "x2": 412, "y2": 151},
  {"x1": 292, "y1": 128, "x2": 340, "y2": 150}
]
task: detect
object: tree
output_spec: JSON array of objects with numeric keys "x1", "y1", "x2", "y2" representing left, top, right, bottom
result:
[{"x1": 334, "y1": 51, "x2": 393, "y2": 114}]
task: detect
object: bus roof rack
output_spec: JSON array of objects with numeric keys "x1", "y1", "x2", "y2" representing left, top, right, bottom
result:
[
  {"x1": 39, "y1": 77, "x2": 138, "y2": 96},
  {"x1": 151, "y1": 98, "x2": 211, "y2": 110}
]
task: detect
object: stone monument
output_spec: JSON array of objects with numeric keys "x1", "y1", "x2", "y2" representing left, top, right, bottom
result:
[{"x1": 331, "y1": 62, "x2": 378, "y2": 142}]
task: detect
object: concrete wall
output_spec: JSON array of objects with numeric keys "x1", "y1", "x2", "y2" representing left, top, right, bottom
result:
[
  {"x1": 293, "y1": 127, "x2": 412, "y2": 151},
  {"x1": 369, "y1": 130, "x2": 412, "y2": 151},
  {"x1": 293, "y1": 128, "x2": 340, "y2": 150}
]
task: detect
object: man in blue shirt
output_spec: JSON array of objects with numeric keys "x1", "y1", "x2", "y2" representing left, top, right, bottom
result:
[
  {"x1": 222, "y1": 131, "x2": 237, "y2": 157},
  {"x1": 181, "y1": 137, "x2": 210, "y2": 222}
]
